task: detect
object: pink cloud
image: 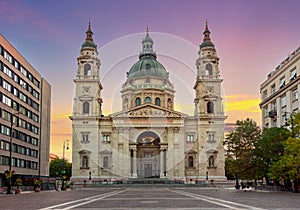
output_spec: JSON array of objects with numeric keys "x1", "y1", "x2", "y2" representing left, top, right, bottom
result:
[{"x1": 0, "y1": 0, "x2": 68, "y2": 41}]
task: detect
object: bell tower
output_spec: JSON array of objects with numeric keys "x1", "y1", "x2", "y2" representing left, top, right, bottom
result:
[
  {"x1": 73, "y1": 21, "x2": 103, "y2": 117},
  {"x1": 70, "y1": 22, "x2": 103, "y2": 181},
  {"x1": 194, "y1": 20, "x2": 223, "y2": 117},
  {"x1": 193, "y1": 21, "x2": 226, "y2": 179}
]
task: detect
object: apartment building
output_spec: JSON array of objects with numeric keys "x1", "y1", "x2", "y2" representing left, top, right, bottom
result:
[
  {"x1": 0, "y1": 34, "x2": 51, "y2": 184},
  {"x1": 260, "y1": 47, "x2": 300, "y2": 128}
]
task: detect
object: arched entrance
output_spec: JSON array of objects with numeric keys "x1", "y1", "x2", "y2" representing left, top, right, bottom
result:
[{"x1": 137, "y1": 131, "x2": 160, "y2": 178}]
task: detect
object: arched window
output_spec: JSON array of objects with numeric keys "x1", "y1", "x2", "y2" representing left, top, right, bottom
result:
[
  {"x1": 209, "y1": 156, "x2": 215, "y2": 167},
  {"x1": 135, "y1": 97, "x2": 141, "y2": 106},
  {"x1": 145, "y1": 97, "x2": 151, "y2": 104},
  {"x1": 83, "y1": 102, "x2": 89, "y2": 114},
  {"x1": 207, "y1": 101, "x2": 214, "y2": 113},
  {"x1": 145, "y1": 63, "x2": 151, "y2": 70},
  {"x1": 82, "y1": 156, "x2": 89, "y2": 168},
  {"x1": 167, "y1": 98, "x2": 172, "y2": 109},
  {"x1": 206, "y1": 63, "x2": 213, "y2": 76},
  {"x1": 84, "y1": 64, "x2": 91, "y2": 76},
  {"x1": 155, "y1": 97, "x2": 161, "y2": 106},
  {"x1": 103, "y1": 156, "x2": 109, "y2": 168},
  {"x1": 188, "y1": 156, "x2": 194, "y2": 168}
]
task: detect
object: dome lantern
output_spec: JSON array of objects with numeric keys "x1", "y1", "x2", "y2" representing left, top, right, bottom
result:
[{"x1": 127, "y1": 27, "x2": 169, "y2": 79}]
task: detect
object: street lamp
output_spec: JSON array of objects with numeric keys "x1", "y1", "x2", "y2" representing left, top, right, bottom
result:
[
  {"x1": 61, "y1": 140, "x2": 69, "y2": 191},
  {"x1": 6, "y1": 112, "x2": 19, "y2": 194}
]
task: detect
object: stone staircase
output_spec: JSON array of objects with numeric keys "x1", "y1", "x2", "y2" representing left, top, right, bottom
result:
[{"x1": 126, "y1": 178, "x2": 175, "y2": 184}]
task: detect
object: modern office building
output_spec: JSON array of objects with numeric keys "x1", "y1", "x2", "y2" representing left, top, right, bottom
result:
[
  {"x1": 70, "y1": 22, "x2": 227, "y2": 184},
  {"x1": 0, "y1": 34, "x2": 51, "y2": 186},
  {"x1": 260, "y1": 47, "x2": 300, "y2": 128}
]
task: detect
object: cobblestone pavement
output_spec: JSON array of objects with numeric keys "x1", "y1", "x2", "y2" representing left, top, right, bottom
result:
[{"x1": 0, "y1": 186, "x2": 300, "y2": 209}]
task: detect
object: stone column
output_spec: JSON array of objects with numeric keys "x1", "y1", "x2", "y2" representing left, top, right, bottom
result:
[
  {"x1": 164, "y1": 149, "x2": 167, "y2": 177},
  {"x1": 160, "y1": 149, "x2": 164, "y2": 178},
  {"x1": 133, "y1": 149, "x2": 137, "y2": 178}
]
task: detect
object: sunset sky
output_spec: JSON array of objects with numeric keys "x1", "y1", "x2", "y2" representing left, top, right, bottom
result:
[{"x1": 1, "y1": 0, "x2": 300, "y2": 161}]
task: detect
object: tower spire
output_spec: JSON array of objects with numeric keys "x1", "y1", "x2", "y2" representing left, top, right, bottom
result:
[
  {"x1": 85, "y1": 21, "x2": 94, "y2": 42},
  {"x1": 81, "y1": 21, "x2": 97, "y2": 49},
  {"x1": 203, "y1": 19, "x2": 211, "y2": 42},
  {"x1": 200, "y1": 20, "x2": 215, "y2": 48}
]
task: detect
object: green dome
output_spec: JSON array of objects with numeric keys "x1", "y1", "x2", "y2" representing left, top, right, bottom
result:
[
  {"x1": 200, "y1": 40, "x2": 215, "y2": 48},
  {"x1": 127, "y1": 55, "x2": 168, "y2": 79},
  {"x1": 82, "y1": 41, "x2": 97, "y2": 48}
]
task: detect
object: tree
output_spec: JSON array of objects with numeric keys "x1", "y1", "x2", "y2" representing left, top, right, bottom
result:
[
  {"x1": 291, "y1": 112, "x2": 300, "y2": 137},
  {"x1": 49, "y1": 158, "x2": 72, "y2": 180},
  {"x1": 254, "y1": 127, "x2": 291, "y2": 183},
  {"x1": 223, "y1": 118, "x2": 261, "y2": 181},
  {"x1": 269, "y1": 137, "x2": 300, "y2": 191}
]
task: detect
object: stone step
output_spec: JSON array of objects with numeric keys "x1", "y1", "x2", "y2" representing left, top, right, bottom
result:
[{"x1": 127, "y1": 178, "x2": 174, "y2": 184}]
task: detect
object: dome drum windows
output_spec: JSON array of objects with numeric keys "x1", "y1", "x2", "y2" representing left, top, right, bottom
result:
[
  {"x1": 145, "y1": 97, "x2": 151, "y2": 104},
  {"x1": 135, "y1": 97, "x2": 141, "y2": 106},
  {"x1": 167, "y1": 98, "x2": 172, "y2": 109},
  {"x1": 155, "y1": 97, "x2": 160, "y2": 106}
]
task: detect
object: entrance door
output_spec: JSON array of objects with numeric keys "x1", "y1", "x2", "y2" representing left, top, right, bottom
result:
[{"x1": 144, "y1": 164, "x2": 152, "y2": 178}]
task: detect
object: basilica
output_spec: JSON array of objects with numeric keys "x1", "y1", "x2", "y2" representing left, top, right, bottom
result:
[{"x1": 70, "y1": 21, "x2": 227, "y2": 184}]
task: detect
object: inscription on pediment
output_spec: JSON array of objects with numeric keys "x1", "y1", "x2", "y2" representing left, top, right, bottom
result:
[{"x1": 111, "y1": 106, "x2": 185, "y2": 118}]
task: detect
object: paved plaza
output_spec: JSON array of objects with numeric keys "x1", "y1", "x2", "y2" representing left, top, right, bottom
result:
[{"x1": 1, "y1": 186, "x2": 300, "y2": 209}]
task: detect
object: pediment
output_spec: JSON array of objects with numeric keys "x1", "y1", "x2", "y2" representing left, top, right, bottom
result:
[
  {"x1": 206, "y1": 149, "x2": 218, "y2": 154},
  {"x1": 110, "y1": 104, "x2": 187, "y2": 118},
  {"x1": 78, "y1": 149, "x2": 91, "y2": 154},
  {"x1": 99, "y1": 150, "x2": 112, "y2": 154},
  {"x1": 186, "y1": 150, "x2": 197, "y2": 154}
]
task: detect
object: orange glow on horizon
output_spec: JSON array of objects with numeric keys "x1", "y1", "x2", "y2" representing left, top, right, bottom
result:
[{"x1": 50, "y1": 94, "x2": 262, "y2": 161}]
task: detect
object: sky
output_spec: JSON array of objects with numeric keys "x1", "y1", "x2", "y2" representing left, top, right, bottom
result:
[{"x1": 1, "y1": 0, "x2": 300, "y2": 161}]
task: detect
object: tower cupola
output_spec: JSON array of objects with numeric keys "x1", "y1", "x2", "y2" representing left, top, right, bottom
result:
[
  {"x1": 200, "y1": 20, "x2": 215, "y2": 49},
  {"x1": 81, "y1": 21, "x2": 97, "y2": 49}
]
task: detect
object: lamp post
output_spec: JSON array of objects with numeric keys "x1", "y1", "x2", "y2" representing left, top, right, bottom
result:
[
  {"x1": 284, "y1": 112, "x2": 298, "y2": 193},
  {"x1": 61, "y1": 140, "x2": 69, "y2": 191},
  {"x1": 6, "y1": 112, "x2": 18, "y2": 194}
]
